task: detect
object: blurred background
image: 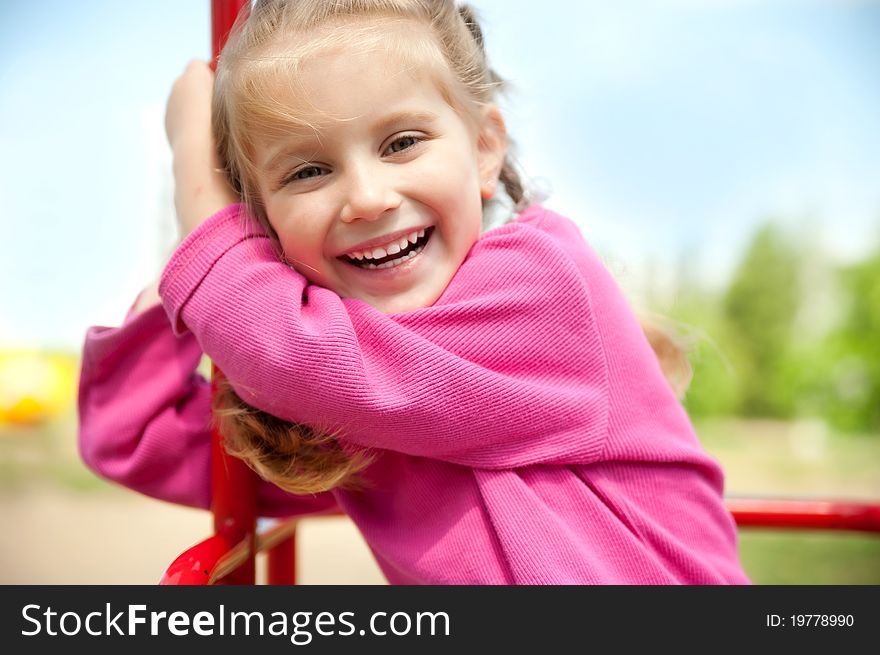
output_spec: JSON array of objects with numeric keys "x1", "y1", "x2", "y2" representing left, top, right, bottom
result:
[{"x1": 1, "y1": 0, "x2": 878, "y2": 584}]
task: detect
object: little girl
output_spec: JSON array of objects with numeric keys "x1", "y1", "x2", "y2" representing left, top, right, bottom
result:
[{"x1": 79, "y1": 0, "x2": 749, "y2": 584}]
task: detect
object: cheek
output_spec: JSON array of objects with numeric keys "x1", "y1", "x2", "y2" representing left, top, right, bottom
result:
[
  {"x1": 265, "y1": 206, "x2": 318, "y2": 265},
  {"x1": 461, "y1": 210, "x2": 482, "y2": 251},
  {"x1": 279, "y1": 230, "x2": 322, "y2": 266},
  {"x1": 442, "y1": 199, "x2": 482, "y2": 262}
]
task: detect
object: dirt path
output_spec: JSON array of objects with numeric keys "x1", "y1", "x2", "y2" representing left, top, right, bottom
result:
[{"x1": 0, "y1": 486, "x2": 386, "y2": 585}]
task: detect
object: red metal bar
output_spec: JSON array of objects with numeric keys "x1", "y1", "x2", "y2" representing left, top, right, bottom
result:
[
  {"x1": 211, "y1": 0, "x2": 251, "y2": 70},
  {"x1": 726, "y1": 497, "x2": 880, "y2": 533},
  {"x1": 267, "y1": 534, "x2": 298, "y2": 584},
  {"x1": 210, "y1": 367, "x2": 256, "y2": 584},
  {"x1": 207, "y1": 0, "x2": 256, "y2": 585}
]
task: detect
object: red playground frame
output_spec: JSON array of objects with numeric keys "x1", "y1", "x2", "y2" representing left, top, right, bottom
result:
[{"x1": 159, "y1": 0, "x2": 880, "y2": 586}]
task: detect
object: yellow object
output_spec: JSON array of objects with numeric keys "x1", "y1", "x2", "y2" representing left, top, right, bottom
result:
[{"x1": 0, "y1": 350, "x2": 78, "y2": 425}]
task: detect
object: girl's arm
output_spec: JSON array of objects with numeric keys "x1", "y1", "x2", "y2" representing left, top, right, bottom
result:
[
  {"x1": 159, "y1": 206, "x2": 610, "y2": 470},
  {"x1": 78, "y1": 299, "x2": 337, "y2": 518},
  {"x1": 165, "y1": 60, "x2": 238, "y2": 240}
]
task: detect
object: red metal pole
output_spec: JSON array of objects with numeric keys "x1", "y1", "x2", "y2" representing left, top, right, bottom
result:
[
  {"x1": 267, "y1": 537, "x2": 298, "y2": 585},
  {"x1": 726, "y1": 498, "x2": 880, "y2": 533},
  {"x1": 210, "y1": 369, "x2": 256, "y2": 584},
  {"x1": 211, "y1": 0, "x2": 251, "y2": 70},
  {"x1": 209, "y1": 0, "x2": 255, "y2": 585}
]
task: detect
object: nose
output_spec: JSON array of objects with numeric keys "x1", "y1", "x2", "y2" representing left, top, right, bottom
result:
[{"x1": 339, "y1": 161, "x2": 401, "y2": 223}]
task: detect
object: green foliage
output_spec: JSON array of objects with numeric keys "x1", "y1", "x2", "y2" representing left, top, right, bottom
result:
[
  {"x1": 667, "y1": 219, "x2": 880, "y2": 432},
  {"x1": 812, "y1": 253, "x2": 880, "y2": 432},
  {"x1": 721, "y1": 223, "x2": 801, "y2": 417}
]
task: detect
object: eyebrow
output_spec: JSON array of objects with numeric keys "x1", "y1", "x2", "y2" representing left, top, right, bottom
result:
[
  {"x1": 262, "y1": 109, "x2": 440, "y2": 173},
  {"x1": 371, "y1": 109, "x2": 439, "y2": 134}
]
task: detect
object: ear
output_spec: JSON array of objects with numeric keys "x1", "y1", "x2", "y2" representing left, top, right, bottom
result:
[{"x1": 476, "y1": 104, "x2": 508, "y2": 199}]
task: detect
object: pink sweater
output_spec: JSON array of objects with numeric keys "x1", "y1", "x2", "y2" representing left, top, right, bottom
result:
[{"x1": 79, "y1": 204, "x2": 749, "y2": 584}]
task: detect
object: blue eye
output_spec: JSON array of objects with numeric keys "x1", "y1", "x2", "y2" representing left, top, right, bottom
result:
[
  {"x1": 293, "y1": 165, "x2": 324, "y2": 180},
  {"x1": 280, "y1": 164, "x2": 326, "y2": 187},
  {"x1": 385, "y1": 135, "x2": 420, "y2": 154}
]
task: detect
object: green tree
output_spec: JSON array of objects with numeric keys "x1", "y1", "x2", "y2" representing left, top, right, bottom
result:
[
  {"x1": 817, "y1": 249, "x2": 880, "y2": 432},
  {"x1": 722, "y1": 223, "x2": 801, "y2": 417}
]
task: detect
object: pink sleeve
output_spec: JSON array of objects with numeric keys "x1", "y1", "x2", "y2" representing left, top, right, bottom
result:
[
  {"x1": 77, "y1": 301, "x2": 337, "y2": 518},
  {"x1": 159, "y1": 205, "x2": 610, "y2": 469}
]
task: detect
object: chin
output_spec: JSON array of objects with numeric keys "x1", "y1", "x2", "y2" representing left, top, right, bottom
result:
[{"x1": 369, "y1": 287, "x2": 444, "y2": 315}]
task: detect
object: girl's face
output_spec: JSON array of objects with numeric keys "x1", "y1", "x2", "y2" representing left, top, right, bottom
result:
[{"x1": 251, "y1": 37, "x2": 507, "y2": 314}]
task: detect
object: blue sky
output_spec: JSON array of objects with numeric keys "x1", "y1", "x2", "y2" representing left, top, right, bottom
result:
[{"x1": 2, "y1": 0, "x2": 878, "y2": 350}]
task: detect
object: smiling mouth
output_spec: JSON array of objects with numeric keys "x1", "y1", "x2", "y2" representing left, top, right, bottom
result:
[{"x1": 340, "y1": 227, "x2": 434, "y2": 270}]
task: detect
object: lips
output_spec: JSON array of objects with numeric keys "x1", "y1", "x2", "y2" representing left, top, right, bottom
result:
[{"x1": 340, "y1": 227, "x2": 434, "y2": 269}]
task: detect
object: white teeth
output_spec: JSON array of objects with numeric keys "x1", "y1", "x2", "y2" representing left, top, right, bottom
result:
[
  {"x1": 346, "y1": 228, "x2": 430, "y2": 263},
  {"x1": 358, "y1": 243, "x2": 425, "y2": 269}
]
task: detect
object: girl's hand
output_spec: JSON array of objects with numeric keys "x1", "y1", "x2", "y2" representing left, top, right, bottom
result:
[{"x1": 165, "y1": 60, "x2": 238, "y2": 239}]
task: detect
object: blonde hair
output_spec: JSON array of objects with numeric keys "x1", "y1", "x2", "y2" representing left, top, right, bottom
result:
[
  {"x1": 210, "y1": 0, "x2": 692, "y2": 495},
  {"x1": 639, "y1": 314, "x2": 694, "y2": 400},
  {"x1": 213, "y1": 377, "x2": 373, "y2": 494}
]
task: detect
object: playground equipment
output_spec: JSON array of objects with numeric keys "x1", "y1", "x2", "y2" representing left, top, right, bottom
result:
[{"x1": 159, "y1": 0, "x2": 880, "y2": 585}]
